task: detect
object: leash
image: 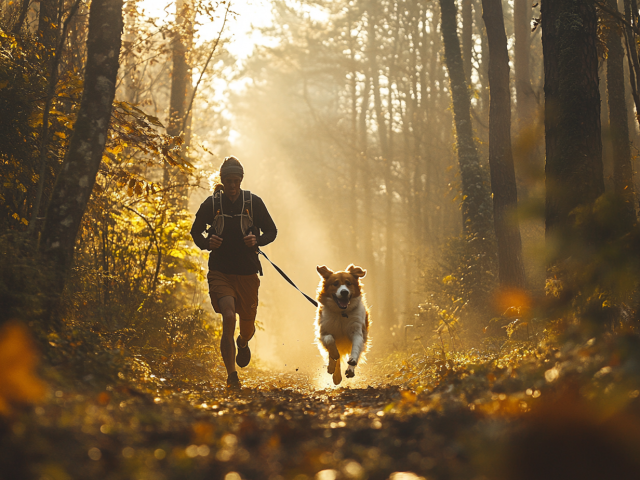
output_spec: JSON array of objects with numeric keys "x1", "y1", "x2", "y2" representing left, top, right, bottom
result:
[{"x1": 258, "y1": 249, "x2": 318, "y2": 308}]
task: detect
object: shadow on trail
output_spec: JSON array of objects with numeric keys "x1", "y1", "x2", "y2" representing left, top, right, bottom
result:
[
  {"x1": 0, "y1": 360, "x2": 479, "y2": 480},
  {"x1": 4, "y1": 340, "x2": 640, "y2": 480},
  {"x1": 142, "y1": 365, "x2": 472, "y2": 480}
]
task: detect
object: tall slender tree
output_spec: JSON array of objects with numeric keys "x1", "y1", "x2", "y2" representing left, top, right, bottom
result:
[
  {"x1": 474, "y1": 1, "x2": 490, "y2": 122},
  {"x1": 38, "y1": 0, "x2": 58, "y2": 55},
  {"x1": 462, "y1": 0, "x2": 474, "y2": 84},
  {"x1": 164, "y1": 0, "x2": 193, "y2": 191},
  {"x1": 513, "y1": 0, "x2": 537, "y2": 129},
  {"x1": 439, "y1": 0, "x2": 494, "y2": 242},
  {"x1": 482, "y1": 0, "x2": 527, "y2": 289},
  {"x1": 347, "y1": 10, "x2": 360, "y2": 257},
  {"x1": 604, "y1": 0, "x2": 637, "y2": 228},
  {"x1": 367, "y1": 0, "x2": 395, "y2": 324},
  {"x1": 41, "y1": 0, "x2": 124, "y2": 294},
  {"x1": 123, "y1": 0, "x2": 139, "y2": 104},
  {"x1": 12, "y1": 0, "x2": 32, "y2": 34},
  {"x1": 542, "y1": 0, "x2": 604, "y2": 240},
  {"x1": 359, "y1": 78, "x2": 375, "y2": 296}
]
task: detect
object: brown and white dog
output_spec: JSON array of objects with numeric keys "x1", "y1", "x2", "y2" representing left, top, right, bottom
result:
[{"x1": 315, "y1": 264, "x2": 370, "y2": 385}]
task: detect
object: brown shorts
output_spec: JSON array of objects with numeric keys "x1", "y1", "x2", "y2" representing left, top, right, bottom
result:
[{"x1": 207, "y1": 271, "x2": 260, "y2": 320}]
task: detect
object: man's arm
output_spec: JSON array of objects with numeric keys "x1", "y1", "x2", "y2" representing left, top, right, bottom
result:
[
  {"x1": 190, "y1": 196, "x2": 214, "y2": 251},
  {"x1": 253, "y1": 195, "x2": 277, "y2": 247}
]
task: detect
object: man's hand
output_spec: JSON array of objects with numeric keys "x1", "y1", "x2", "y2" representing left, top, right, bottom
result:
[
  {"x1": 244, "y1": 234, "x2": 257, "y2": 248},
  {"x1": 208, "y1": 235, "x2": 223, "y2": 249}
]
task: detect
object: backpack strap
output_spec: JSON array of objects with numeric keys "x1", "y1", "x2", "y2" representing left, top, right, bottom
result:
[
  {"x1": 212, "y1": 190, "x2": 219, "y2": 216},
  {"x1": 211, "y1": 190, "x2": 226, "y2": 236},
  {"x1": 243, "y1": 190, "x2": 253, "y2": 219},
  {"x1": 240, "y1": 190, "x2": 254, "y2": 236}
]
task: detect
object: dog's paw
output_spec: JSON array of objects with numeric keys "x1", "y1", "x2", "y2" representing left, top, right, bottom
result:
[
  {"x1": 327, "y1": 358, "x2": 337, "y2": 374},
  {"x1": 347, "y1": 358, "x2": 357, "y2": 366},
  {"x1": 345, "y1": 367, "x2": 355, "y2": 378},
  {"x1": 333, "y1": 368, "x2": 342, "y2": 385}
]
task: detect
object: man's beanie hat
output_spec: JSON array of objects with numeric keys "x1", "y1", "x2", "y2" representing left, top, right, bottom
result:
[{"x1": 220, "y1": 157, "x2": 244, "y2": 179}]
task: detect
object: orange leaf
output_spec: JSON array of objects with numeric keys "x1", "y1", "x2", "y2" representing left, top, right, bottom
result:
[{"x1": 0, "y1": 322, "x2": 47, "y2": 415}]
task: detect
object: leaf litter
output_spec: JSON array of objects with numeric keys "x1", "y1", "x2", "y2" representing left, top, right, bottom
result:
[{"x1": 3, "y1": 334, "x2": 640, "y2": 480}]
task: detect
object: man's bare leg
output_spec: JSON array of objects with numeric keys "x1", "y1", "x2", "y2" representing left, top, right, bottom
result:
[
  {"x1": 218, "y1": 296, "x2": 237, "y2": 375},
  {"x1": 238, "y1": 318, "x2": 255, "y2": 348},
  {"x1": 235, "y1": 317, "x2": 255, "y2": 368}
]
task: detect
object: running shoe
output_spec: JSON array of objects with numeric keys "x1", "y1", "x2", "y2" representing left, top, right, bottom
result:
[
  {"x1": 227, "y1": 371, "x2": 241, "y2": 389},
  {"x1": 236, "y1": 335, "x2": 251, "y2": 368}
]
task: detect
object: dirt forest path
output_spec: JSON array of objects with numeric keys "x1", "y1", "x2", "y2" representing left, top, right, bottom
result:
[
  {"x1": 135, "y1": 362, "x2": 460, "y2": 480},
  {"x1": 143, "y1": 364, "x2": 469, "y2": 480},
  {"x1": 4, "y1": 354, "x2": 489, "y2": 480},
  {"x1": 7, "y1": 334, "x2": 637, "y2": 480},
  {"x1": 198, "y1": 371, "x2": 439, "y2": 479}
]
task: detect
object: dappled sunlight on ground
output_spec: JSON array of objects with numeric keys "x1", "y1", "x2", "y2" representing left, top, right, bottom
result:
[{"x1": 3, "y1": 334, "x2": 640, "y2": 480}]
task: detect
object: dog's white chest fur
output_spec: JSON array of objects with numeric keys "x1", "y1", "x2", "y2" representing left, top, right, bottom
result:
[
  {"x1": 317, "y1": 298, "x2": 366, "y2": 342},
  {"x1": 315, "y1": 293, "x2": 370, "y2": 385}
]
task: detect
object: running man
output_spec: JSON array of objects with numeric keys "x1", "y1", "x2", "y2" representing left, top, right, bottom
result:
[{"x1": 190, "y1": 156, "x2": 277, "y2": 389}]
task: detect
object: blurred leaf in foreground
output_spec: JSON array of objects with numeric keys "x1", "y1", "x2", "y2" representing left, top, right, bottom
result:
[{"x1": 0, "y1": 322, "x2": 46, "y2": 414}]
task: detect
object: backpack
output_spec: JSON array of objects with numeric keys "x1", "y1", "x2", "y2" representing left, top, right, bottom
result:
[{"x1": 211, "y1": 189, "x2": 254, "y2": 237}]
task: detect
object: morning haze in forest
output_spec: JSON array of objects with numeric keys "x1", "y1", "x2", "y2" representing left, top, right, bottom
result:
[{"x1": 2, "y1": 0, "x2": 640, "y2": 479}]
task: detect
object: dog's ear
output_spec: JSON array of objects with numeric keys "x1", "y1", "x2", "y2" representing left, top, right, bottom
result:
[
  {"x1": 317, "y1": 265, "x2": 334, "y2": 279},
  {"x1": 347, "y1": 264, "x2": 367, "y2": 278}
]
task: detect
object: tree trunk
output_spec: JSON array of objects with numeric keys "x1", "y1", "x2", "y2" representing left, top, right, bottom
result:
[
  {"x1": 439, "y1": 0, "x2": 494, "y2": 242},
  {"x1": 29, "y1": 0, "x2": 83, "y2": 235},
  {"x1": 622, "y1": 0, "x2": 640, "y2": 150},
  {"x1": 601, "y1": 60, "x2": 613, "y2": 190},
  {"x1": 513, "y1": 0, "x2": 537, "y2": 128},
  {"x1": 40, "y1": 0, "x2": 123, "y2": 288},
  {"x1": 542, "y1": 0, "x2": 604, "y2": 238},
  {"x1": 482, "y1": 0, "x2": 527, "y2": 289},
  {"x1": 359, "y1": 54, "x2": 376, "y2": 313},
  {"x1": 359, "y1": 78, "x2": 374, "y2": 279},
  {"x1": 163, "y1": 0, "x2": 193, "y2": 191},
  {"x1": 624, "y1": 30, "x2": 640, "y2": 153},
  {"x1": 12, "y1": 0, "x2": 32, "y2": 34},
  {"x1": 605, "y1": 0, "x2": 637, "y2": 227},
  {"x1": 368, "y1": 0, "x2": 395, "y2": 325},
  {"x1": 475, "y1": 1, "x2": 490, "y2": 122},
  {"x1": 348, "y1": 12, "x2": 359, "y2": 257},
  {"x1": 166, "y1": 0, "x2": 192, "y2": 139},
  {"x1": 123, "y1": 0, "x2": 139, "y2": 103},
  {"x1": 384, "y1": 83, "x2": 395, "y2": 327},
  {"x1": 367, "y1": 4, "x2": 389, "y2": 160},
  {"x1": 424, "y1": 5, "x2": 442, "y2": 245},
  {"x1": 462, "y1": 0, "x2": 474, "y2": 84},
  {"x1": 623, "y1": 0, "x2": 640, "y2": 119},
  {"x1": 383, "y1": 21, "x2": 399, "y2": 326},
  {"x1": 38, "y1": 0, "x2": 58, "y2": 54}
]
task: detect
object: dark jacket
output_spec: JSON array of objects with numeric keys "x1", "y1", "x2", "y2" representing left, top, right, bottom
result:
[{"x1": 190, "y1": 190, "x2": 277, "y2": 275}]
